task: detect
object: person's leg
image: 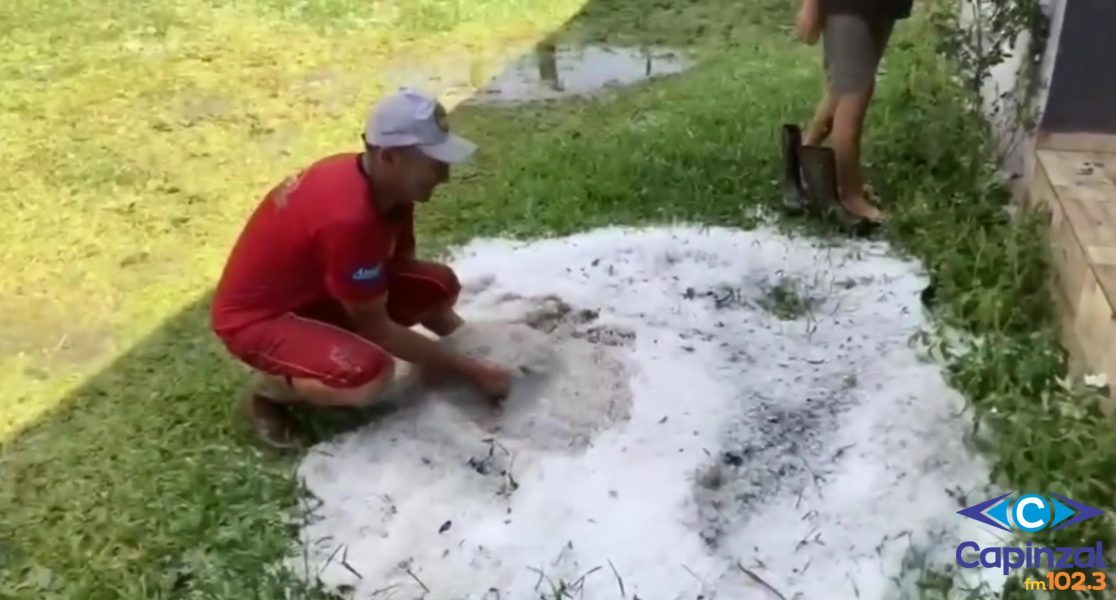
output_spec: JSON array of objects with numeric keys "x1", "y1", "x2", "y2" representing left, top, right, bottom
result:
[
  {"x1": 830, "y1": 83, "x2": 880, "y2": 220},
  {"x1": 240, "y1": 365, "x2": 397, "y2": 449},
  {"x1": 219, "y1": 310, "x2": 397, "y2": 448},
  {"x1": 821, "y1": 14, "x2": 894, "y2": 221},
  {"x1": 804, "y1": 81, "x2": 838, "y2": 147}
]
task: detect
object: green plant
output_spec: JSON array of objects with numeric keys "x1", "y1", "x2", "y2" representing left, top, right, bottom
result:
[
  {"x1": 928, "y1": 0, "x2": 1051, "y2": 162},
  {"x1": 905, "y1": 1, "x2": 1116, "y2": 598},
  {"x1": 758, "y1": 277, "x2": 815, "y2": 320}
]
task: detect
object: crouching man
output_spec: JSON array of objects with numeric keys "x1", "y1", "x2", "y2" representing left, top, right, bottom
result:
[{"x1": 210, "y1": 89, "x2": 513, "y2": 449}]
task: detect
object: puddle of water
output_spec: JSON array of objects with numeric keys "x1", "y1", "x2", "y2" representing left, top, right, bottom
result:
[{"x1": 383, "y1": 43, "x2": 694, "y2": 106}]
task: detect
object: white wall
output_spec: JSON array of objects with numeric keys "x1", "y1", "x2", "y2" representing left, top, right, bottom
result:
[{"x1": 961, "y1": 0, "x2": 1067, "y2": 186}]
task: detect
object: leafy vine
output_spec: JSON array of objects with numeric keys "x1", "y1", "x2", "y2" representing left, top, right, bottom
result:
[{"x1": 930, "y1": 0, "x2": 1052, "y2": 160}]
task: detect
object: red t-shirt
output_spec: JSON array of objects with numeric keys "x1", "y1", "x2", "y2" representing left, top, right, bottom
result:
[{"x1": 211, "y1": 153, "x2": 415, "y2": 334}]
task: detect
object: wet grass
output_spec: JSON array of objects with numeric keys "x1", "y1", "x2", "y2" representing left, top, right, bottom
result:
[
  {"x1": 2, "y1": 0, "x2": 1114, "y2": 597},
  {"x1": 758, "y1": 277, "x2": 815, "y2": 321}
]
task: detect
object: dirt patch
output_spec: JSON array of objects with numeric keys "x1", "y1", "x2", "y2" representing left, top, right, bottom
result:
[{"x1": 692, "y1": 384, "x2": 858, "y2": 548}]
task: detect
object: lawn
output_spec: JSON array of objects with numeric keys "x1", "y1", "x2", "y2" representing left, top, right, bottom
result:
[{"x1": 2, "y1": 0, "x2": 1114, "y2": 597}]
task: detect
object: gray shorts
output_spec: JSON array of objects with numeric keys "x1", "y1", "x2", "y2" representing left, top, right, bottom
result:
[{"x1": 823, "y1": 14, "x2": 895, "y2": 94}]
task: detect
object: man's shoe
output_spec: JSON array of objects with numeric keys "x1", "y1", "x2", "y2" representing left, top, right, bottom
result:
[{"x1": 780, "y1": 123, "x2": 810, "y2": 212}]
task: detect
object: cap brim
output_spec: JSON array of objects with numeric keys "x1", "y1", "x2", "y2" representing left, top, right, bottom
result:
[{"x1": 417, "y1": 134, "x2": 477, "y2": 164}]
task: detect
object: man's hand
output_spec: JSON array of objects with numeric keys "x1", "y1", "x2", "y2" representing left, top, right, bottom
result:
[
  {"x1": 417, "y1": 354, "x2": 514, "y2": 400},
  {"x1": 794, "y1": 0, "x2": 822, "y2": 45},
  {"x1": 461, "y1": 357, "x2": 514, "y2": 401},
  {"x1": 344, "y1": 296, "x2": 514, "y2": 400}
]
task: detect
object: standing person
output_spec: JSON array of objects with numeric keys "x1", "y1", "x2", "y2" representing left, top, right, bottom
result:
[
  {"x1": 210, "y1": 89, "x2": 514, "y2": 449},
  {"x1": 782, "y1": 0, "x2": 914, "y2": 225}
]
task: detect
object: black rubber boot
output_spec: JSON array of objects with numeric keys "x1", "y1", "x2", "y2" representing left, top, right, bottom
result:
[
  {"x1": 797, "y1": 144, "x2": 879, "y2": 237},
  {"x1": 780, "y1": 124, "x2": 809, "y2": 213}
]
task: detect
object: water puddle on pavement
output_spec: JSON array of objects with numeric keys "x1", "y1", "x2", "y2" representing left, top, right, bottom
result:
[{"x1": 383, "y1": 43, "x2": 694, "y2": 106}]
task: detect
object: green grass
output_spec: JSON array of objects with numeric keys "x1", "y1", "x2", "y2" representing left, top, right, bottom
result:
[
  {"x1": 758, "y1": 277, "x2": 816, "y2": 321},
  {"x1": 2, "y1": 0, "x2": 1115, "y2": 597}
]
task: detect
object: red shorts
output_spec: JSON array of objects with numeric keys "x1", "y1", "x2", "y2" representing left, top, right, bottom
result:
[{"x1": 218, "y1": 258, "x2": 460, "y2": 389}]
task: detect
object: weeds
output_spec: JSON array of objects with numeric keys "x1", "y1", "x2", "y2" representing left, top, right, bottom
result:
[{"x1": 758, "y1": 277, "x2": 815, "y2": 321}]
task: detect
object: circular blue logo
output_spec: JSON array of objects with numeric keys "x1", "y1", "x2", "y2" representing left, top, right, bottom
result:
[{"x1": 1011, "y1": 494, "x2": 1051, "y2": 532}]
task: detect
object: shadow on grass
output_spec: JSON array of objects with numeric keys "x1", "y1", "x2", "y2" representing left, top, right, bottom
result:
[
  {"x1": 0, "y1": 2, "x2": 805, "y2": 596},
  {"x1": 0, "y1": 291, "x2": 409, "y2": 598},
  {"x1": 6, "y1": 1, "x2": 1107, "y2": 598}
]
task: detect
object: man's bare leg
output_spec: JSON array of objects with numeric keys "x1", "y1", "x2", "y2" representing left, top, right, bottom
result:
[
  {"x1": 830, "y1": 83, "x2": 884, "y2": 221},
  {"x1": 252, "y1": 361, "x2": 396, "y2": 407},
  {"x1": 245, "y1": 303, "x2": 469, "y2": 442},
  {"x1": 818, "y1": 12, "x2": 894, "y2": 222},
  {"x1": 244, "y1": 365, "x2": 397, "y2": 449},
  {"x1": 804, "y1": 83, "x2": 837, "y2": 147}
]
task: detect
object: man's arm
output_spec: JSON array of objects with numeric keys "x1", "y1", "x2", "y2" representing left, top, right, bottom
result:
[
  {"x1": 317, "y1": 218, "x2": 483, "y2": 381},
  {"x1": 795, "y1": 0, "x2": 822, "y2": 44},
  {"x1": 343, "y1": 295, "x2": 478, "y2": 377}
]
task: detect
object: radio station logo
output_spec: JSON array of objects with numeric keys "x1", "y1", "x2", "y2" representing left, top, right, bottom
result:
[
  {"x1": 954, "y1": 491, "x2": 1107, "y2": 592},
  {"x1": 958, "y1": 492, "x2": 1102, "y2": 533}
]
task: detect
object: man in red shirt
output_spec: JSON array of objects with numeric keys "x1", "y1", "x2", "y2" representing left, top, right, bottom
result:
[{"x1": 212, "y1": 89, "x2": 512, "y2": 449}]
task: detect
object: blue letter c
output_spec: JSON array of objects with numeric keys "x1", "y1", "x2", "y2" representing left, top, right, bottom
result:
[{"x1": 956, "y1": 541, "x2": 980, "y2": 568}]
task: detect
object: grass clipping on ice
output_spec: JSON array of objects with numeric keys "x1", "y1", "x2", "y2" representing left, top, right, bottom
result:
[{"x1": 287, "y1": 226, "x2": 998, "y2": 599}]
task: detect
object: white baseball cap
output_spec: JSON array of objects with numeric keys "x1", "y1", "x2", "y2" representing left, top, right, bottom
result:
[{"x1": 363, "y1": 88, "x2": 477, "y2": 164}]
